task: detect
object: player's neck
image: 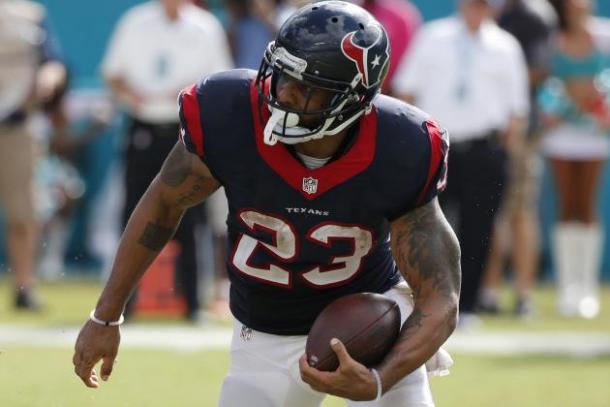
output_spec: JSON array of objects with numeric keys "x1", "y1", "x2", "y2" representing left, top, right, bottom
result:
[{"x1": 293, "y1": 130, "x2": 348, "y2": 159}]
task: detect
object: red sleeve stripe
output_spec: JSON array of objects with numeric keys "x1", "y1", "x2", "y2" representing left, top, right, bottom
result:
[
  {"x1": 180, "y1": 83, "x2": 205, "y2": 157},
  {"x1": 416, "y1": 120, "x2": 443, "y2": 204}
]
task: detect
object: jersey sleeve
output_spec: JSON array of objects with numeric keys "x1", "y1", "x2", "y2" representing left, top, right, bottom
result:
[
  {"x1": 176, "y1": 70, "x2": 256, "y2": 185},
  {"x1": 178, "y1": 82, "x2": 206, "y2": 158},
  {"x1": 415, "y1": 119, "x2": 449, "y2": 206}
]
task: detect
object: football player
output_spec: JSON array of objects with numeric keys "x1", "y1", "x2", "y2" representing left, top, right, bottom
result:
[{"x1": 73, "y1": 1, "x2": 460, "y2": 405}]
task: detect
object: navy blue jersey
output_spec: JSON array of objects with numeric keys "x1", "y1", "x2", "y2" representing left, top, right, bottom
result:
[{"x1": 179, "y1": 70, "x2": 448, "y2": 335}]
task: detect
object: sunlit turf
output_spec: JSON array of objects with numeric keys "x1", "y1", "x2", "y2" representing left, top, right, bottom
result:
[
  {"x1": 0, "y1": 346, "x2": 608, "y2": 407},
  {"x1": 478, "y1": 283, "x2": 610, "y2": 332},
  {"x1": 1, "y1": 279, "x2": 610, "y2": 406},
  {"x1": 1, "y1": 278, "x2": 102, "y2": 326},
  {"x1": 431, "y1": 354, "x2": 610, "y2": 407}
]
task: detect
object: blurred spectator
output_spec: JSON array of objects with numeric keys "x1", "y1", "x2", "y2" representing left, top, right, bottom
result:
[
  {"x1": 539, "y1": 0, "x2": 610, "y2": 319},
  {"x1": 226, "y1": 0, "x2": 278, "y2": 69},
  {"x1": 479, "y1": 0, "x2": 557, "y2": 318},
  {"x1": 101, "y1": 0, "x2": 232, "y2": 320},
  {"x1": 37, "y1": 85, "x2": 115, "y2": 280},
  {"x1": 0, "y1": 0, "x2": 66, "y2": 310},
  {"x1": 354, "y1": 0, "x2": 422, "y2": 95},
  {"x1": 393, "y1": 0, "x2": 529, "y2": 326},
  {"x1": 275, "y1": 0, "x2": 301, "y2": 25}
]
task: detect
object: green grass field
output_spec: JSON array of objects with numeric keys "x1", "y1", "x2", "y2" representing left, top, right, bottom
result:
[
  {"x1": 1, "y1": 347, "x2": 609, "y2": 407},
  {"x1": 1, "y1": 280, "x2": 609, "y2": 406}
]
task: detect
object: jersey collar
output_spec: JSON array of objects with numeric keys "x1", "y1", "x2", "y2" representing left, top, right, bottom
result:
[{"x1": 250, "y1": 79, "x2": 376, "y2": 201}]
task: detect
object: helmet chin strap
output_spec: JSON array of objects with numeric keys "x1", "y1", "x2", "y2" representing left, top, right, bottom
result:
[
  {"x1": 263, "y1": 108, "x2": 300, "y2": 145},
  {"x1": 263, "y1": 100, "x2": 366, "y2": 146}
]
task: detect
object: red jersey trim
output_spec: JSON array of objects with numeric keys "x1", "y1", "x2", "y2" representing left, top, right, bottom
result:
[
  {"x1": 180, "y1": 84, "x2": 205, "y2": 157},
  {"x1": 249, "y1": 80, "x2": 377, "y2": 201},
  {"x1": 417, "y1": 119, "x2": 443, "y2": 205}
]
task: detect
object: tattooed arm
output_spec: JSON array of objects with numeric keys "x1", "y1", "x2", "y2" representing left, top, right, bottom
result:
[
  {"x1": 95, "y1": 141, "x2": 220, "y2": 319},
  {"x1": 73, "y1": 142, "x2": 220, "y2": 388},
  {"x1": 298, "y1": 198, "x2": 460, "y2": 400},
  {"x1": 380, "y1": 197, "x2": 460, "y2": 393}
]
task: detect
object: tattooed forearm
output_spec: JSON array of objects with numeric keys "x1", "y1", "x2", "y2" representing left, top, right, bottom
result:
[
  {"x1": 398, "y1": 305, "x2": 456, "y2": 348},
  {"x1": 391, "y1": 199, "x2": 461, "y2": 302},
  {"x1": 137, "y1": 222, "x2": 175, "y2": 251},
  {"x1": 160, "y1": 143, "x2": 193, "y2": 187},
  {"x1": 402, "y1": 308, "x2": 427, "y2": 331},
  {"x1": 388, "y1": 198, "x2": 460, "y2": 353},
  {"x1": 375, "y1": 199, "x2": 459, "y2": 389}
]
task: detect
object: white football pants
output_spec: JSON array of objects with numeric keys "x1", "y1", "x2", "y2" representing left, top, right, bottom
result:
[{"x1": 218, "y1": 283, "x2": 443, "y2": 407}]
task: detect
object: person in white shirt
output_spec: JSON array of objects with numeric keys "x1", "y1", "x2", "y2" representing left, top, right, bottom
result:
[
  {"x1": 101, "y1": 0, "x2": 232, "y2": 320},
  {"x1": 0, "y1": 0, "x2": 67, "y2": 310},
  {"x1": 393, "y1": 0, "x2": 529, "y2": 324}
]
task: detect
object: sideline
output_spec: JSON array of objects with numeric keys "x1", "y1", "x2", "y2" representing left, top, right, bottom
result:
[{"x1": 1, "y1": 324, "x2": 610, "y2": 357}]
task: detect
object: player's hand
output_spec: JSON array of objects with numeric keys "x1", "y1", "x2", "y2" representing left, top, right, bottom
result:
[
  {"x1": 299, "y1": 338, "x2": 378, "y2": 401},
  {"x1": 73, "y1": 320, "x2": 120, "y2": 388}
]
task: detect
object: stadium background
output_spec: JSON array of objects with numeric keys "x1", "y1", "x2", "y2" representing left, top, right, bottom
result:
[
  {"x1": 0, "y1": 2, "x2": 609, "y2": 407},
  {"x1": 1, "y1": 0, "x2": 609, "y2": 279}
]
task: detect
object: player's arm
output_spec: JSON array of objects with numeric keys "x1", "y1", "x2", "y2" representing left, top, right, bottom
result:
[
  {"x1": 299, "y1": 198, "x2": 459, "y2": 401},
  {"x1": 73, "y1": 142, "x2": 220, "y2": 388},
  {"x1": 381, "y1": 197, "x2": 460, "y2": 392},
  {"x1": 95, "y1": 141, "x2": 220, "y2": 319}
]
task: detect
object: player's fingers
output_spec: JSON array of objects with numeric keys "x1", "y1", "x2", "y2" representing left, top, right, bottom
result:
[
  {"x1": 299, "y1": 354, "x2": 314, "y2": 379},
  {"x1": 75, "y1": 351, "x2": 103, "y2": 387},
  {"x1": 299, "y1": 354, "x2": 320, "y2": 381},
  {"x1": 330, "y1": 338, "x2": 351, "y2": 366},
  {"x1": 299, "y1": 353, "x2": 334, "y2": 389},
  {"x1": 299, "y1": 362, "x2": 327, "y2": 393},
  {"x1": 100, "y1": 355, "x2": 117, "y2": 381},
  {"x1": 74, "y1": 362, "x2": 99, "y2": 388}
]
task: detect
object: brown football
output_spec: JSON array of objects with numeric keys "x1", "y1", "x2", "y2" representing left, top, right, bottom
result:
[{"x1": 305, "y1": 292, "x2": 401, "y2": 372}]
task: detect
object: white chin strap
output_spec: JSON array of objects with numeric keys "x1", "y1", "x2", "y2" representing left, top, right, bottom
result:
[
  {"x1": 263, "y1": 108, "x2": 302, "y2": 145},
  {"x1": 263, "y1": 104, "x2": 365, "y2": 146}
]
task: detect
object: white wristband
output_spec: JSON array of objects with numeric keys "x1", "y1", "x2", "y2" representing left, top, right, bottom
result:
[
  {"x1": 370, "y1": 368, "x2": 382, "y2": 401},
  {"x1": 89, "y1": 309, "x2": 124, "y2": 327}
]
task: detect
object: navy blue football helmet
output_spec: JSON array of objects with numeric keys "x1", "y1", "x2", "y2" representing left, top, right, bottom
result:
[{"x1": 256, "y1": 0, "x2": 390, "y2": 145}]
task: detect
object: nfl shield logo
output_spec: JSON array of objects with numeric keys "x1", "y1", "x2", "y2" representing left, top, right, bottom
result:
[{"x1": 302, "y1": 177, "x2": 318, "y2": 194}]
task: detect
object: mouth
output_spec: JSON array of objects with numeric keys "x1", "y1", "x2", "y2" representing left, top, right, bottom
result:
[{"x1": 272, "y1": 100, "x2": 324, "y2": 130}]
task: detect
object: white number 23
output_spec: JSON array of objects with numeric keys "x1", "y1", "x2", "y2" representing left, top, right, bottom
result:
[{"x1": 231, "y1": 210, "x2": 373, "y2": 288}]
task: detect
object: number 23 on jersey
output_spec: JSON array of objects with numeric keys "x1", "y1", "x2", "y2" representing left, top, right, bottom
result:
[{"x1": 231, "y1": 210, "x2": 373, "y2": 288}]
